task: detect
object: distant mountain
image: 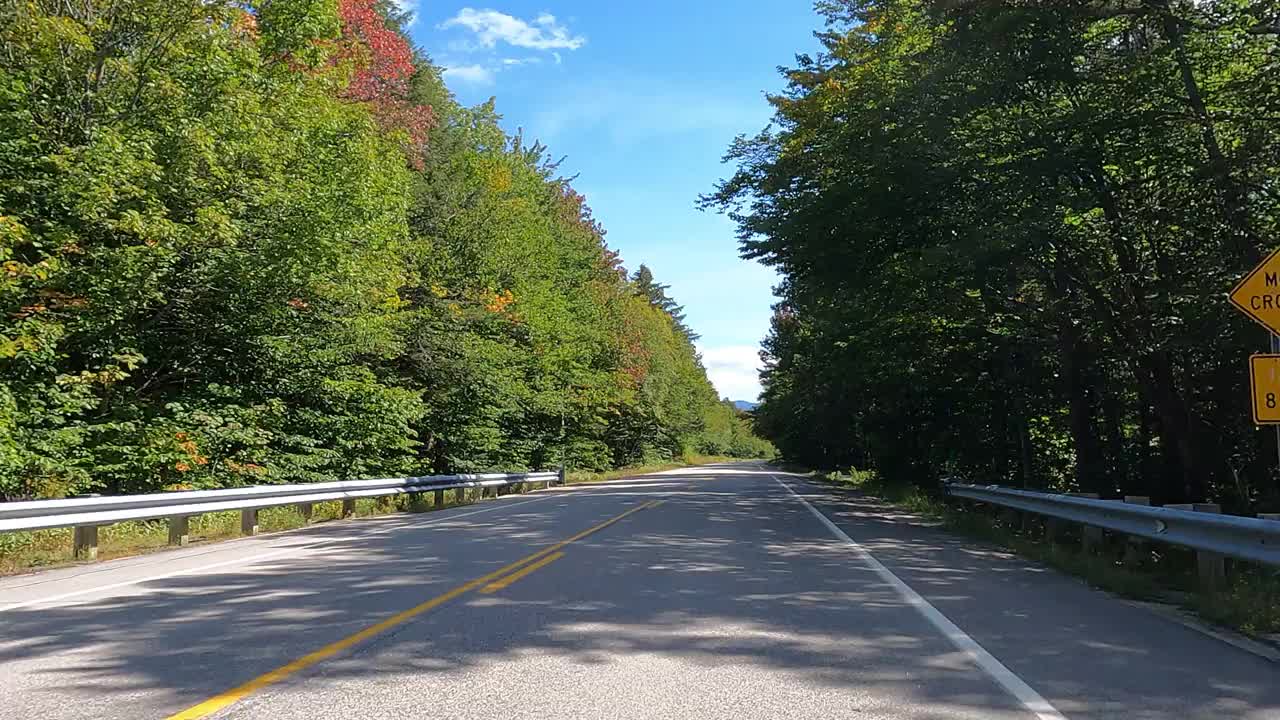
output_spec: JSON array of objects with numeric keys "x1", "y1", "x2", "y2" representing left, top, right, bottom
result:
[{"x1": 732, "y1": 400, "x2": 759, "y2": 411}]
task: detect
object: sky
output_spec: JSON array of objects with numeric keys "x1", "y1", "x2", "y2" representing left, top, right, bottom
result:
[{"x1": 396, "y1": 1, "x2": 824, "y2": 401}]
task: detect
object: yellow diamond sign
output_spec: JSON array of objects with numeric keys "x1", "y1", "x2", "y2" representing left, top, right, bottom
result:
[{"x1": 1230, "y1": 249, "x2": 1280, "y2": 335}]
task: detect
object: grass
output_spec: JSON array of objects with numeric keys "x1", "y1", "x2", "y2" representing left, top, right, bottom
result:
[{"x1": 820, "y1": 469, "x2": 1280, "y2": 639}]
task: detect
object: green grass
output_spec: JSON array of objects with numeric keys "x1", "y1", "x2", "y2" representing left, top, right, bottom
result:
[{"x1": 821, "y1": 469, "x2": 1280, "y2": 639}]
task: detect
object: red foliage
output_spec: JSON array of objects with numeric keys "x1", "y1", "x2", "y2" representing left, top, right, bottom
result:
[{"x1": 337, "y1": 0, "x2": 434, "y2": 164}]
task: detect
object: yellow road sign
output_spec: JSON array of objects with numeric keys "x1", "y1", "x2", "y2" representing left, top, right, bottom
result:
[
  {"x1": 1249, "y1": 354, "x2": 1280, "y2": 424},
  {"x1": 1229, "y1": 248, "x2": 1280, "y2": 334}
]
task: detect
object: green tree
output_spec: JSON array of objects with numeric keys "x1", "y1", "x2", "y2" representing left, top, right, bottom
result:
[{"x1": 708, "y1": 0, "x2": 1280, "y2": 509}]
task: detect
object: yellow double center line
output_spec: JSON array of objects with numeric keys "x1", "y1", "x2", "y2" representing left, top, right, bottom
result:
[{"x1": 168, "y1": 498, "x2": 661, "y2": 720}]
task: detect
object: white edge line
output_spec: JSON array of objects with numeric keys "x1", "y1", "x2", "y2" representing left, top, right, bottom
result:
[
  {"x1": 774, "y1": 476, "x2": 1067, "y2": 720},
  {"x1": 0, "y1": 493, "x2": 559, "y2": 613}
]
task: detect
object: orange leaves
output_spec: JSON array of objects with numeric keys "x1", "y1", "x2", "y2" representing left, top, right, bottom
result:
[
  {"x1": 231, "y1": 9, "x2": 259, "y2": 39},
  {"x1": 482, "y1": 289, "x2": 515, "y2": 314},
  {"x1": 11, "y1": 303, "x2": 47, "y2": 319},
  {"x1": 11, "y1": 291, "x2": 90, "y2": 317},
  {"x1": 287, "y1": 297, "x2": 310, "y2": 310},
  {"x1": 173, "y1": 432, "x2": 208, "y2": 472},
  {"x1": 225, "y1": 460, "x2": 266, "y2": 477}
]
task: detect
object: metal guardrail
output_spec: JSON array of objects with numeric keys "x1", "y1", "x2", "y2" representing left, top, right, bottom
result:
[
  {"x1": 1, "y1": 470, "x2": 564, "y2": 559},
  {"x1": 945, "y1": 483, "x2": 1280, "y2": 567}
]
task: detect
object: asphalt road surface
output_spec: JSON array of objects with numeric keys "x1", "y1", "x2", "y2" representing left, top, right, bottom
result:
[{"x1": 1, "y1": 463, "x2": 1277, "y2": 719}]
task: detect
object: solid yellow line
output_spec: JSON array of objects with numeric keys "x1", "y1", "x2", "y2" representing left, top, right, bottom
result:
[
  {"x1": 479, "y1": 551, "x2": 565, "y2": 594},
  {"x1": 166, "y1": 499, "x2": 658, "y2": 720}
]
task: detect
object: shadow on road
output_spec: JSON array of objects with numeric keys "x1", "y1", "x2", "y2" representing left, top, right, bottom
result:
[{"x1": 0, "y1": 467, "x2": 1275, "y2": 719}]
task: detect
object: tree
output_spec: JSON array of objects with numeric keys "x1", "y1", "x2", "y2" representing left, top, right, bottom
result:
[
  {"x1": 707, "y1": 0, "x2": 1280, "y2": 509},
  {"x1": 0, "y1": 0, "x2": 770, "y2": 501}
]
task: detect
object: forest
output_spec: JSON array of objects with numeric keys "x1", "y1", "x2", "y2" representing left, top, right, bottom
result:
[
  {"x1": 0, "y1": 0, "x2": 770, "y2": 501},
  {"x1": 708, "y1": 0, "x2": 1280, "y2": 511}
]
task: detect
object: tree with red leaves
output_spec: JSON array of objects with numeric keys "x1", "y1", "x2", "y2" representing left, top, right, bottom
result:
[{"x1": 337, "y1": 0, "x2": 433, "y2": 161}]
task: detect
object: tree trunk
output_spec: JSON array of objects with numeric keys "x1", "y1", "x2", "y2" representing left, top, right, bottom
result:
[
  {"x1": 1063, "y1": 331, "x2": 1106, "y2": 494},
  {"x1": 1134, "y1": 350, "x2": 1205, "y2": 502}
]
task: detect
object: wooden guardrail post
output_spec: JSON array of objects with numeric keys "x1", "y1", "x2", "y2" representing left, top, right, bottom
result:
[
  {"x1": 168, "y1": 516, "x2": 190, "y2": 546},
  {"x1": 434, "y1": 489, "x2": 446, "y2": 508},
  {"x1": 341, "y1": 498, "x2": 356, "y2": 518},
  {"x1": 298, "y1": 503, "x2": 314, "y2": 523},
  {"x1": 1166, "y1": 503, "x2": 1227, "y2": 590},
  {"x1": 1068, "y1": 492, "x2": 1103, "y2": 553},
  {"x1": 240, "y1": 509, "x2": 259, "y2": 536},
  {"x1": 73, "y1": 525, "x2": 98, "y2": 560},
  {"x1": 1122, "y1": 496, "x2": 1150, "y2": 566}
]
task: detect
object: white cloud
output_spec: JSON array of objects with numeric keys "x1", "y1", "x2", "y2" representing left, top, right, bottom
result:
[
  {"x1": 699, "y1": 345, "x2": 763, "y2": 402},
  {"x1": 442, "y1": 63, "x2": 495, "y2": 85},
  {"x1": 501, "y1": 57, "x2": 542, "y2": 66},
  {"x1": 440, "y1": 8, "x2": 586, "y2": 51}
]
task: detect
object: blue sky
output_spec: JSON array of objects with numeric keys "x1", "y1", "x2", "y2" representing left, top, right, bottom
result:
[{"x1": 397, "y1": 2, "x2": 823, "y2": 401}]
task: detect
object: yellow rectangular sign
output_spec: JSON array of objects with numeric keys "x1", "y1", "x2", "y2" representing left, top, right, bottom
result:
[{"x1": 1249, "y1": 354, "x2": 1280, "y2": 424}]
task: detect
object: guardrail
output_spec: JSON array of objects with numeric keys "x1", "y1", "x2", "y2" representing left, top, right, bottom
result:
[
  {"x1": 1, "y1": 470, "x2": 564, "y2": 560},
  {"x1": 944, "y1": 483, "x2": 1280, "y2": 586}
]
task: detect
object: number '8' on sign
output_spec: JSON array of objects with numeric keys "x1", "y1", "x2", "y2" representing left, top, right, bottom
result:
[{"x1": 1249, "y1": 355, "x2": 1280, "y2": 424}]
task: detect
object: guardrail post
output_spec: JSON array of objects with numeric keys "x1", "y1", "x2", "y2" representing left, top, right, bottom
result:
[
  {"x1": 405, "y1": 492, "x2": 426, "y2": 513},
  {"x1": 341, "y1": 498, "x2": 356, "y2": 518},
  {"x1": 1068, "y1": 492, "x2": 1103, "y2": 553},
  {"x1": 240, "y1": 509, "x2": 259, "y2": 536},
  {"x1": 433, "y1": 489, "x2": 445, "y2": 508},
  {"x1": 298, "y1": 503, "x2": 314, "y2": 523},
  {"x1": 1122, "y1": 496, "x2": 1150, "y2": 566},
  {"x1": 73, "y1": 525, "x2": 98, "y2": 560},
  {"x1": 168, "y1": 516, "x2": 191, "y2": 546},
  {"x1": 1167, "y1": 503, "x2": 1227, "y2": 590},
  {"x1": 1044, "y1": 516, "x2": 1064, "y2": 543},
  {"x1": 558, "y1": 466, "x2": 566, "y2": 486}
]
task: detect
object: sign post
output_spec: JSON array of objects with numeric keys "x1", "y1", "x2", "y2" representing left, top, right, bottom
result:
[{"x1": 1273, "y1": 334, "x2": 1280, "y2": 470}]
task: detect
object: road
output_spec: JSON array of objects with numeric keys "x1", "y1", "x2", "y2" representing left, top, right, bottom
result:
[{"x1": 0, "y1": 463, "x2": 1276, "y2": 719}]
